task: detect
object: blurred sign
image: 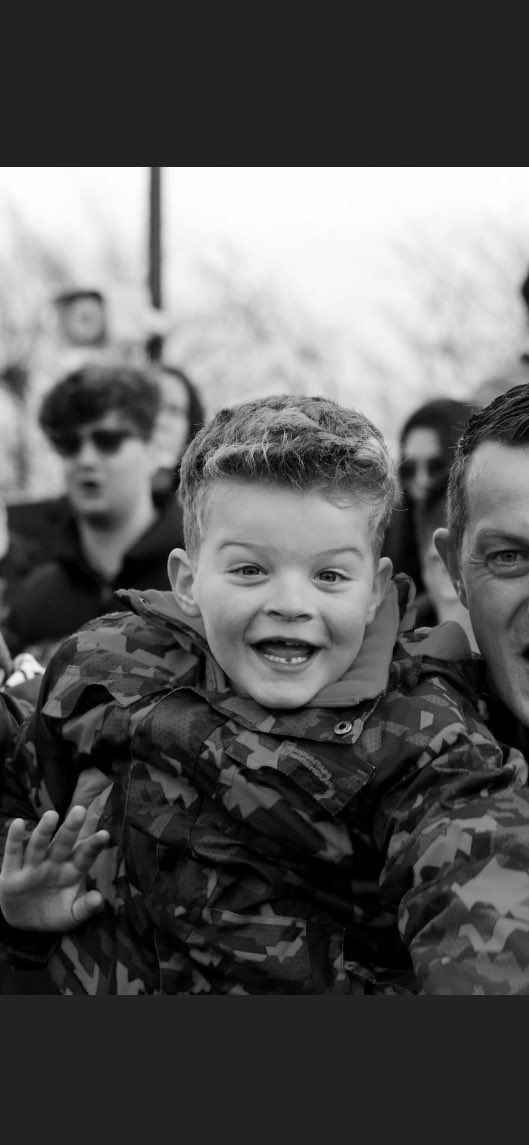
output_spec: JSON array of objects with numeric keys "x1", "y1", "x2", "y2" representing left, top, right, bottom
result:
[{"x1": 54, "y1": 289, "x2": 107, "y2": 348}]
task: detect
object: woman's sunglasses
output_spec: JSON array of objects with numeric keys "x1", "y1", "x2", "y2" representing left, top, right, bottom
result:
[
  {"x1": 50, "y1": 428, "x2": 143, "y2": 459},
  {"x1": 399, "y1": 458, "x2": 448, "y2": 483}
]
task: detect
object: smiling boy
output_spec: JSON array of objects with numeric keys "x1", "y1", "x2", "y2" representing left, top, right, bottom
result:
[
  {"x1": 170, "y1": 481, "x2": 388, "y2": 710},
  {"x1": 3, "y1": 393, "x2": 529, "y2": 994}
]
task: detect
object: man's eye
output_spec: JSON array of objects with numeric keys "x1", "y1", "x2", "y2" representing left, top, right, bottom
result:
[
  {"x1": 490, "y1": 550, "x2": 519, "y2": 564},
  {"x1": 488, "y1": 549, "x2": 529, "y2": 574}
]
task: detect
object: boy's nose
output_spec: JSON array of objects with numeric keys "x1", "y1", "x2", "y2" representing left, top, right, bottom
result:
[
  {"x1": 266, "y1": 578, "x2": 312, "y2": 621},
  {"x1": 268, "y1": 606, "x2": 310, "y2": 621}
]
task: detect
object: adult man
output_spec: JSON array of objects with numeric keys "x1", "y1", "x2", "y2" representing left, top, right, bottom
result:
[
  {"x1": 3, "y1": 362, "x2": 185, "y2": 665},
  {"x1": 435, "y1": 381, "x2": 529, "y2": 757}
]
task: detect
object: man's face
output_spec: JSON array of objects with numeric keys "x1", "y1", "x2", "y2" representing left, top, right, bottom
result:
[
  {"x1": 169, "y1": 481, "x2": 391, "y2": 710},
  {"x1": 55, "y1": 411, "x2": 154, "y2": 524},
  {"x1": 455, "y1": 441, "x2": 529, "y2": 727}
]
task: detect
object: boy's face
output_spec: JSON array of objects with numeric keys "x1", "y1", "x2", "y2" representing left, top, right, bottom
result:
[{"x1": 169, "y1": 481, "x2": 391, "y2": 710}]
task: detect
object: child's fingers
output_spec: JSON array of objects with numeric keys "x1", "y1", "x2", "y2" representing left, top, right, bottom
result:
[
  {"x1": 21, "y1": 810, "x2": 60, "y2": 866},
  {"x1": 44, "y1": 805, "x2": 88, "y2": 864},
  {"x1": 72, "y1": 831, "x2": 110, "y2": 873},
  {"x1": 1, "y1": 818, "x2": 29, "y2": 874}
]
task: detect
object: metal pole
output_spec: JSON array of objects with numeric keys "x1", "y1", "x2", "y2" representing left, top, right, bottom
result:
[{"x1": 146, "y1": 166, "x2": 163, "y2": 362}]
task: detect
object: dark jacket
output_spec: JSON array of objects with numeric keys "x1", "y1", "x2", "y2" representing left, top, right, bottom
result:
[
  {"x1": 0, "y1": 531, "x2": 47, "y2": 623},
  {"x1": 451, "y1": 655, "x2": 529, "y2": 765},
  {"x1": 3, "y1": 497, "x2": 184, "y2": 661},
  {"x1": 7, "y1": 497, "x2": 72, "y2": 561},
  {"x1": 3, "y1": 576, "x2": 529, "y2": 995}
]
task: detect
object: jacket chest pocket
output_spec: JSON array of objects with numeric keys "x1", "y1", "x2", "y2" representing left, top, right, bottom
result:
[
  {"x1": 223, "y1": 730, "x2": 374, "y2": 813},
  {"x1": 215, "y1": 730, "x2": 374, "y2": 866}
]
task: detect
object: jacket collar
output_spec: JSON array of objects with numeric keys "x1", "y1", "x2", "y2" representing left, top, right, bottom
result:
[{"x1": 118, "y1": 572, "x2": 416, "y2": 710}]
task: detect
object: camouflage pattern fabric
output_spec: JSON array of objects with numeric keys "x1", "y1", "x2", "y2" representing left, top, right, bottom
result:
[{"x1": 1, "y1": 581, "x2": 529, "y2": 994}]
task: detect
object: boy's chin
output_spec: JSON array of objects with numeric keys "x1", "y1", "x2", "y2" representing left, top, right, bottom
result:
[{"x1": 240, "y1": 681, "x2": 320, "y2": 710}]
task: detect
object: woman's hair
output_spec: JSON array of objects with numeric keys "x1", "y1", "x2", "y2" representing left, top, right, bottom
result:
[
  {"x1": 150, "y1": 364, "x2": 207, "y2": 504},
  {"x1": 160, "y1": 364, "x2": 207, "y2": 455},
  {"x1": 399, "y1": 397, "x2": 478, "y2": 465},
  {"x1": 179, "y1": 393, "x2": 398, "y2": 563},
  {"x1": 382, "y1": 396, "x2": 477, "y2": 594}
]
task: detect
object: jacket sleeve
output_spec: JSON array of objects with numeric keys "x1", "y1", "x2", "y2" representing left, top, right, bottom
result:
[
  {"x1": 0, "y1": 678, "x2": 59, "y2": 966},
  {"x1": 0, "y1": 633, "x2": 119, "y2": 968},
  {"x1": 0, "y1": 652, "x2": 81, "y2": 833},
  {"x1": 0, "y1": 622, "x2": 196, "y2": 990},
  {"x1": 377, "y1": 715, "x2": 529, "y2": 994}
]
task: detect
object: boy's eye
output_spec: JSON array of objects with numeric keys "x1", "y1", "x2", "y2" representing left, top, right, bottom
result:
[
  {"x1": 316, "y1": 569, "x2": 345, "y2": 584},
  {"x1": 233, "y1": 564, "x2": 263, "y2": 578}
]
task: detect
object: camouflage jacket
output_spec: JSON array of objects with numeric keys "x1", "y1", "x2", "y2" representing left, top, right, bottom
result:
[{"x1": 2, "y1": 575, "x2": 529, "y2": 995}]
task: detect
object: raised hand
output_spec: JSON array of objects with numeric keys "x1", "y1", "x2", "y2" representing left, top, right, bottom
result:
[{"x1": 0, "y1": 805, "x2": 110, "y2": 932}]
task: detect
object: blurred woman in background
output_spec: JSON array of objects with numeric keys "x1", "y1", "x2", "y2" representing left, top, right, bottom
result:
[
  {"x1": 383, "y1": 397, "x2": 477, "y2": 625},
  {"x1": 150, "y1": 364, "x2": 206, "y2": 506}
]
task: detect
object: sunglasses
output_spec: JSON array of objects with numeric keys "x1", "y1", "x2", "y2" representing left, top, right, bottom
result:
[
  {"x1": 50, "y1": 428, "x2": 143, "y2": 459},
  {"x1": 399, "y1": 458, "x2": 448, "y2": 482}
]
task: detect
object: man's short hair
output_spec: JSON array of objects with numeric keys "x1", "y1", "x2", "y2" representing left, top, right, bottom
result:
[
  {"x1": 447, "y1": 381, "x2": 529, "y2": 557},
  {"x1": 39, "y1": 363, "x2": 162, "y2": 442},
  {"x1": 178, "y1": 393, "x2": 398, "y2": 563}
]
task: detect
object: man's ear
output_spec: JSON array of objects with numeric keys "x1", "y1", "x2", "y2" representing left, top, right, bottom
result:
[
  {"x1": 365, "y1": 556, "x2": 393, "y2": 625},
  {"x1": 167, "y1": 548, "x2": 202, "y2": 617},
  {"x1": 433, "y1": 527, "x2": 468, "y2": 608}
]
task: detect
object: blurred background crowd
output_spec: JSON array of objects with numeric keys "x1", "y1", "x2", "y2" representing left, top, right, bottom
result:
[{"x1": 1, "y1": 166, "x2": 529, "y2": 666}]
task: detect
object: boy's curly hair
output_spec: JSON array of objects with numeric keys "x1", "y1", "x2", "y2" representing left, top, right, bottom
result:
[{"x1": 178, "y1": 393, "x2": 398, "y2": 561}]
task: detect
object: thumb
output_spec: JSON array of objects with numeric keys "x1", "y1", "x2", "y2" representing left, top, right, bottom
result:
[{"x1": 70, "y1": 890, "x2": 104, "y2": 926}]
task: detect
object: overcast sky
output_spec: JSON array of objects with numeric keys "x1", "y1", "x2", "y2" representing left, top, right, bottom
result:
[
  {"x1": 2, "y1": 167, "x2": 529, "y2": 443},
  {"x1": 3, "y1": 167, "x2": 529, "y2": 323}
]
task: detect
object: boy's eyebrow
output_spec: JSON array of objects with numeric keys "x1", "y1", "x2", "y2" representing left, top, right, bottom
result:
[{"x1": 219, "y1": 540, "x2": 365, "y2": 557}]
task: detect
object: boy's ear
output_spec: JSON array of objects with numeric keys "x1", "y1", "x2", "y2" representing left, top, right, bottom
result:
[
  {"x1": 433, "y1": 527, "x2": 468, "y2": 607},
  {"x1": 365, "y1": 556, "x2": 393, "y2": 626},
  {"x1": 167, "y1": 548, "x2": 202, "y2": 617}
]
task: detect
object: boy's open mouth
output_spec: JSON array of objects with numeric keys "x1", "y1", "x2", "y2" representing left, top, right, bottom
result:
[{"x1": 253, "y1": 640, "x2": 316, "y2": 665}]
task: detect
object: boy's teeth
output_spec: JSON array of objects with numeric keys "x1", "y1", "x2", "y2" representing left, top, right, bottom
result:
[{"x1": 257, "y1": 640, "x2": 313, "y2": 664}]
